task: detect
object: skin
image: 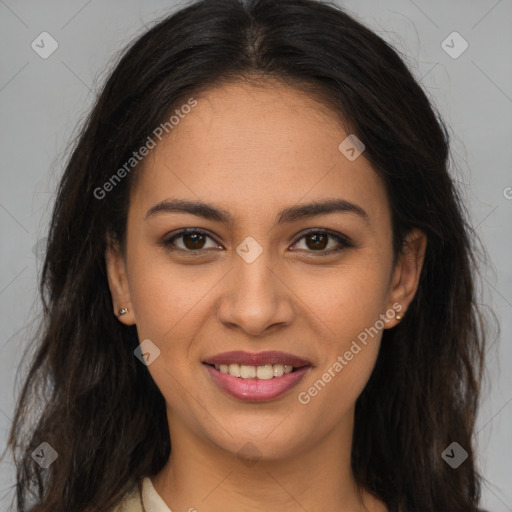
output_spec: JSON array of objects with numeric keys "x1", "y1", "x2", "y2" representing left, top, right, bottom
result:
[{"x1": 106, "y1": 80, "x2": 426, "y2": 512}]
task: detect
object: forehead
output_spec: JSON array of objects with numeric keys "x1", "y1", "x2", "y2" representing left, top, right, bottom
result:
[{"x1": 130, "y1": 81, "x2": 389, "y2": 227}]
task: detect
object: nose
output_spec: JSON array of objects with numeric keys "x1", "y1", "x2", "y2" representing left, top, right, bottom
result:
[{"x1": 216, "y1": 247, "x2": 296, "y2": 337}]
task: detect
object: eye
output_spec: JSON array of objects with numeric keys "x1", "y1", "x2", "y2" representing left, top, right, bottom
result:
[
  {"x1": 290, "y1": 229, "x2": 353, "y2": 255},
  {"x1": 161, "y1": 228, "x2": 221, "y2": 253},
  {"x1": 160, "y1": 228, "x2": 353, "y2": 256}
]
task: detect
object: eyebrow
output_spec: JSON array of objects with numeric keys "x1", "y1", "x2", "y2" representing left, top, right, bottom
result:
[{"x1": 145, "y1": 198, "x2": 369, "y2": 225}]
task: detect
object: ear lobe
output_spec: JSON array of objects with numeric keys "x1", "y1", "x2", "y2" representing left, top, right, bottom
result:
[
  {"x1": 386, "y1": 229, "x2": 427, "y2": 327},
  {"x1": 105, "y1": 241, "x2": 136, "y2": 325}
]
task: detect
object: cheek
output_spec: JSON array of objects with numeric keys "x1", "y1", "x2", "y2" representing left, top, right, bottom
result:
[
  {"x1": 126, "y1": 255, "x2": 209, "y2": 415},
  {"x1": 290, "y1": 258, "x2": 389, "y2": 413},
  {"x1": 127, "y1": 245, "x2": 216, "y2": 344},
  {"x1": 294, "y1": 338, "x2": 381, "y2": 442},
  {"x1": 293, "y1": 267, "x2": 387, "y2": 416},
  {"x1": 293, "y1": 253, "x2": 391, "y2": 342}
]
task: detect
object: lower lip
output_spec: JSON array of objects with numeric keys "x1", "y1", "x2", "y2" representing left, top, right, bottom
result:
[{"x1": 203, "y1": 364, "x2": 311, "y2": 402}]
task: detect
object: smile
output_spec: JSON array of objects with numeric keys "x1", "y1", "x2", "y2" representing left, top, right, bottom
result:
[{"x1": 202, "y1": 350, "x2": 312, "y2": 402}]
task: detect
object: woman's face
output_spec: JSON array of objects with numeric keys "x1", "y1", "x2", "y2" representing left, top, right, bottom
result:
[{"x1": 106, "y1": 81, "x2": 425, "y2": 461}]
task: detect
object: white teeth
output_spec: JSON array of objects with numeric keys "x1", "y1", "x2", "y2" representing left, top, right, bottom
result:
[
  {"x1": 212, "y1": 363, "x2": 299, "y2": 379},
  {"x1": 256, "y1": 364, "x2": 274, "y2": 380},
  {"x1": 228, "y1": 363, "x2": 240, "y2": 377},
  {"x1": 240, "y1": 365, "x2": 256, "y2": 378},
  {"x1": 273, "y1": 365, "x2": 284, "y2": 377}
]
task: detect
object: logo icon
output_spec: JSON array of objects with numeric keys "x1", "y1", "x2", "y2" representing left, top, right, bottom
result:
[
  {"x1": 31, "y1": 32, "x2": 59, "y2": 59},
  {"x1": 441, "y1": 441, "x2": 468, "y2": 469},
  {"x1": 236, "y1": 442, "x2": 262, "y2": 467},
  {"x1": 236, "y1": 236, "x2": 263, "y2": 263},
  {"x1": 338, "y1": 134, "x2": 365, "y2": 161},
  {"x1": 441, "y1": 32, "x2": 468, "y2": 59},
  {"x1": 32, "y1": 237, "x2": 48, "y2": 261},
  {"x1": 31, "y1": 442, "x2": 58, "y2": 468},
  {"x1": 134, "y1": 339, "x2": 161, "y2": 366}
]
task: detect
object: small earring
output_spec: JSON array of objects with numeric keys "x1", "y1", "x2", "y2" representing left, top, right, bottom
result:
[
  {"x1": 395, "y1": 313, "x2": 403, "y2": 321},
  {"x1": 118, "y1": 308, "x2": 128, "y2": 317}
]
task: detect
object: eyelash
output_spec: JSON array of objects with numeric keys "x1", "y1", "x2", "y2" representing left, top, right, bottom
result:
[{"x1": 160, "y1": 228, "x2": 353, "y2": 256}]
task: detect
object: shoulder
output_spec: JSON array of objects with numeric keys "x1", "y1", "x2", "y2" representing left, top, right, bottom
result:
[
  {"x1": 109, "y1": 476, "x2": 173, "y2": 512},
  {"x1": 109, "y1": 480, "x2": 142, "y2": 512}
]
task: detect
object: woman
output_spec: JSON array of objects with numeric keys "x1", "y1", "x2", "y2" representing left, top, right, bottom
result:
[{"x1": 3, "y1": 0, "x2": 490, "y2": 511}]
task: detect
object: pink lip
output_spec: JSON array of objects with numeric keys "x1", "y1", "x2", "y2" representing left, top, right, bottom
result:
[
  {"x1": 203, "y1": 350, "x2": 311, "y2": 367},
  {"x1": 203, "y1": 364, "x2": 311, "y2": 402}
]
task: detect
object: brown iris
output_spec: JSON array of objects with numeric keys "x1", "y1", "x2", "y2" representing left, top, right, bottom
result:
[
  {"x1": 304, "y1": 233, "x2": 328, "y2": 250},
  {"x1": 183, "y1": 232, "x2": 207, "y2": 250}
]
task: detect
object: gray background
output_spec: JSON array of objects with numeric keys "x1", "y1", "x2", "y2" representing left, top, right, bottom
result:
[{"x1": 0, "y1": 0, "x2": 511, "y2": 510}]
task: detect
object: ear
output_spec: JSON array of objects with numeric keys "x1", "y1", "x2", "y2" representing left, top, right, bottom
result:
[
  {"x1": 385, "y1": 228, "x2": 427, "y2": 328},
  {"x1": 105, "y1": 237, "x2": 136, "y2": 326}
]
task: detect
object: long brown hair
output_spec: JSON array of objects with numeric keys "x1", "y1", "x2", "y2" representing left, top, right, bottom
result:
[{"x1": 3, "y1": 1, "x2": 491, "y2": 510}]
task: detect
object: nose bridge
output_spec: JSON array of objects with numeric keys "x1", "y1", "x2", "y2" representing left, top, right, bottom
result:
[
  {"x1": 236, "y1": 245, "x2": 275, "y2": 297},
  {"x1": 217, "y1": 236, "x2": 294, "y2": 335}
]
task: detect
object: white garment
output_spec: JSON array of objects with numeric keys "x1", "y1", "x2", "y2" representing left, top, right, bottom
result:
[{"x1": 112, "y1": 476, "x2": 172, "y2": 512}]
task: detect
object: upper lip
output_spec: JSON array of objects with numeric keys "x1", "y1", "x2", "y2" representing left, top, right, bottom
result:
[{"x1": 203, "y1": 351, "x2": 311, "y2": 367}]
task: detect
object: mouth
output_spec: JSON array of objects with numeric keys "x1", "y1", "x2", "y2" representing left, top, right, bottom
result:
[{"x1": 202, "y1": 351, "x2": 312, "y2": 402}]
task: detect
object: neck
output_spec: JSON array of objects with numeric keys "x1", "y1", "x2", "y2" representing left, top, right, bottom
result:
[{"x1": 151, "y1": 406, "x2": 387, "y2": 512}]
